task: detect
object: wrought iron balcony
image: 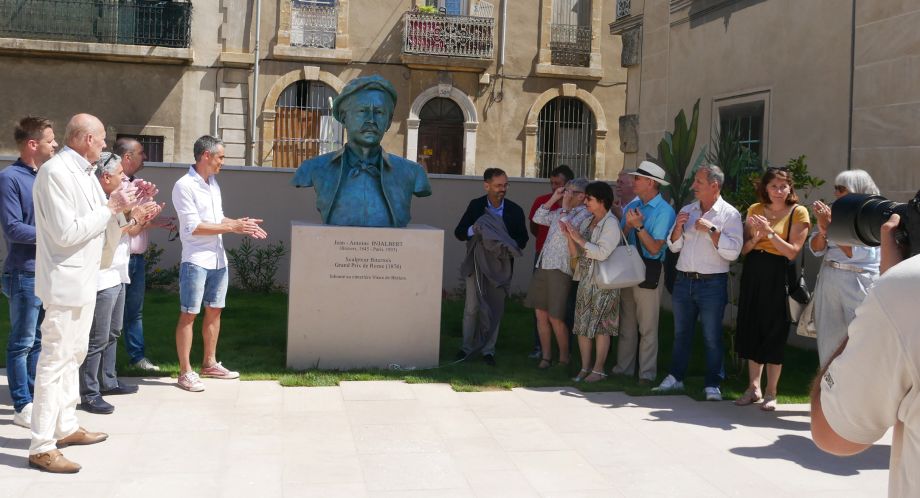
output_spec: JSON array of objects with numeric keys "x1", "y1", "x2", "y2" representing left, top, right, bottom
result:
[
  {"x1": 403, "y1": 11, "x2": 494, "y2": 60},
  {"x1": 550, "y1": 23, "x2": 592, "y2": 67},
  {"x1": 0, "y1": 0, "x2": 192, "y2": 48},
  {"x1": 290, "y1": 0, "x2": 337, "y2": 49},
  {"x1": 616, "y1": 0, "x2": 631, "y2": 20}
]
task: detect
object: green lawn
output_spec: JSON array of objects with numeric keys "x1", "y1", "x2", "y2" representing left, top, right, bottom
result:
[{"x1": 0, "y1": 289, "x2": 821, "y2": 403}]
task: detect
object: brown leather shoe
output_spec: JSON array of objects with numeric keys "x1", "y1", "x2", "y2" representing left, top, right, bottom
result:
[
  {"x1": 56, "y1": 427, "x2": 108, "y2": 448},
  {"x1": 29, "y1": 449, "x2": 81, "y2": 473}
]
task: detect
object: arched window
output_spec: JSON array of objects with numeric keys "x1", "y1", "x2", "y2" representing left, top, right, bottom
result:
[
  {"x1": 536, "y1": 97, "x2": 596, "y2": 178},
  {"x1": 272, "y1": 80, "x2": 341, "y2": 168},
  {"x1": 417, "y1": 97, "x2": 464, "y2": 175}
]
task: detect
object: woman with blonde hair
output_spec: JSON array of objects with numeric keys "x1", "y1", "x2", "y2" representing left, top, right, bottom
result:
[
  {"x1": 809, "y1": 169, "x2": 880, "y2": 366},
  {"x1": 735, "y1": 167, "x2": 810, "y2": 411}
]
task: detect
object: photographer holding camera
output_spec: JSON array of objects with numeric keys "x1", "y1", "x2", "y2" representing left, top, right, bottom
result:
[{"x1": 811, "y1": 196, "x2": 919, "y2": 496}]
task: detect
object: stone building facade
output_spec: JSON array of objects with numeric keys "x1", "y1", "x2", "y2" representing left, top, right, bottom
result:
[
  {"x1": 0, "y1": 0, "x2": 628, "y2": 180},
  {"x1": 610, "y1": 0, "x2": 920, "y2": 200}
]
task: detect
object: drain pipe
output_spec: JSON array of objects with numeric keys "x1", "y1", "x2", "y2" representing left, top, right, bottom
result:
[
  {"x1": 250, "y1": 0, "x2": 262, "y2": 165},
  {"x1": 499, "y1": 0, "x2": 507, "y2": 69}
]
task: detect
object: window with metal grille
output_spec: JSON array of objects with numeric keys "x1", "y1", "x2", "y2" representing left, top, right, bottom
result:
[
  {"x1": 719, "y1": 101, "x2": 765, "y2": 157},
  {"x1": 115, "y1": 134, "x2": 164, "y2": 163},
  {"x1": 273, "y1": 80, "x2": 342, "y2": 168},
  {"x1": 536, "y1": 97, "x2": 596, "y2": 179},
  {"x1": 290, "y1": 0, "x2": 337, "y2": 49},
  {"x1": 550, "y1": 0, "x2": 592, "y2": 67}
]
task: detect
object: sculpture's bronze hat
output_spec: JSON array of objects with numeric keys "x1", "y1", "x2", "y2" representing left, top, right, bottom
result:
[{"x1": 332, "y1": 75, "x2": 398, "y2": 122}]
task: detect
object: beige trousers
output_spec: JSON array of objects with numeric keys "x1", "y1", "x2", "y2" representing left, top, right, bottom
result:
[
  {"x1": 30, "y1": 302, "x2": 95, "y2": 454},
  {"x1": 612, "y1": 272, "x2": 663, "y2": 381}
]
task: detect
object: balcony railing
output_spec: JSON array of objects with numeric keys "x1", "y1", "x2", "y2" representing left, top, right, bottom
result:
[
  {"x1": 403, "y1": 11, "x2": 494, "y2": 59},
  {"x1": 616, "y1": 0, "x2": 631, "y2": 20},
  {"x1": 0, "y1": 0, "x2": 192, "y2": 48},
  {"x1": 290, "y1": 0, "x2": 337, "y2": 49},
  {"x1": 549, "y1": 23, "x2": 592, "y2": 67}
]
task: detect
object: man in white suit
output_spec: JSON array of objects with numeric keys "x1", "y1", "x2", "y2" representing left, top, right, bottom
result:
[{"x1": 29, "y1": 114, "x2": 139, "y2": 473}]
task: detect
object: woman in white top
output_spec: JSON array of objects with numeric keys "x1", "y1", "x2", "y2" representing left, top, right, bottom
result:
[
  {"x1": 809, "y1": 170, "x2": 881, "y2": 366},
  {"x1": 562, "y1": 182, "x2": 621, "y2": 383},
  {"x1": 525, "y1": 178, "x2": 590, "y2": 369}
]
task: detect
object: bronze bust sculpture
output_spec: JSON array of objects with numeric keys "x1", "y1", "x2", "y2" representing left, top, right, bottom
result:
[{"x1": 292, "y1": 75, "x2": 432, "y2": 227}]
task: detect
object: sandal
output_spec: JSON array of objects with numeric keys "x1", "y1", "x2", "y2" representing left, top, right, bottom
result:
[
  {"x1": 537, "y1": 357, "x2": 553, "y2": 369},
  {"x1": 734, "y1": 387, "x2": 763, "y2": 406},
  {"x1": 760, "y1": 394, "x2": 778, "y2": 412},
  {"x1": 584, "y1": 370, "x2": 608, "y2": 383},
  {"x1": 572, "y1": 369, "x2": 590, "y2": 382}
]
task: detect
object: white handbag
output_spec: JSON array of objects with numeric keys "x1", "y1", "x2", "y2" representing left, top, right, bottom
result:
[{"x1": 594, "y1": 226, "x2": 646, "y2": 290}]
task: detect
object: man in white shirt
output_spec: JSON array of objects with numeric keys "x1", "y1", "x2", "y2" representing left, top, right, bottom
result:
[
  {"x1": 30, "y1": 114, "x2": 140, "y2": 473},
  {"x1": 654, "y1": 165, "x2": 743, "y2": 401},
  {"x1": 79, "y1": 152, "x2": 161, "y2": 415},
  {"x1": 171, "y1": 135, "x2": 267, "y2": 392},
  {"x1": 811, "y1": 211, "x2": 920, "y2": 497}
]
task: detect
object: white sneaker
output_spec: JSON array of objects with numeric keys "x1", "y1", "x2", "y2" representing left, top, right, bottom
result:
[
  {"x1": 704, "y1": 386, "x2": 722, "y2": 401},
  {"x1": 652, "y1": 374, "x2": 684, "y2": 392},
  {"x1": 131, "y1": 357, "x2": 160, "y2": 371},
  {"x1": 12, "y1": 402, "x2": 32, "y2": 429},
  {"x1": 177, "y1": 371, "x2": 205, "y2": 392}
]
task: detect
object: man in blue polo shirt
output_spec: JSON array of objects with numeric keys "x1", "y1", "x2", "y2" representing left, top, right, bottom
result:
[
  {"x1": 611, "y1": 161, "x2": 676, "y2": 384},
  {"x1": 0, "y1": 117, "x2": 58, "y2": 428}
]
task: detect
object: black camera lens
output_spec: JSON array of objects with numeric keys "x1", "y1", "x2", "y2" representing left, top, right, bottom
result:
[{"x1": 827, "y1": 194, "x2": 907, "y2": 246}]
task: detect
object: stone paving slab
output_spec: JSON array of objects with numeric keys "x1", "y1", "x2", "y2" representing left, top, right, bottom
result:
[{"x1": 0, "y1": 373, "x2": 891, "y2": 497}]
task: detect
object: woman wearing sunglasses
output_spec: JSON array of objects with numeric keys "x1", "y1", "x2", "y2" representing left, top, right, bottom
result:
[{"x1": 809, "y1": 170, "x2": 881, "y2": 366}]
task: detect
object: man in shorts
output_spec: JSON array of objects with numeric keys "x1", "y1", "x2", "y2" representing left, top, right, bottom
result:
[{"x1": 171, "y1": 135, "x2": 267, "y2": 392}]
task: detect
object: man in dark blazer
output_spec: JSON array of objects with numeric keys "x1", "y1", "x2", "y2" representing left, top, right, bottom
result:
[{"x1": 454, "y1": 168, "x2": 528, "y2": 366}]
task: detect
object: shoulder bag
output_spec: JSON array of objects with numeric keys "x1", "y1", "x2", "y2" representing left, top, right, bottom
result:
[
  {"x1": 784, "y1": 205, "x2": 812, "y2": 324},
  {"x1": 594, "y1": 218, "x2": 646, "y2": 290}
]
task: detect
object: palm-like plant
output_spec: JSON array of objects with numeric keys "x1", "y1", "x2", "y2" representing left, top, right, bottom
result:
[{"x1": 656, "y1": 99, "x2": 704, "y2": 208}]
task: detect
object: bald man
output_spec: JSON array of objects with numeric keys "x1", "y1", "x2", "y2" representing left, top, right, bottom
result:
[{"x1": 29, "y1": 114, "x2": 139, "y2": 473}]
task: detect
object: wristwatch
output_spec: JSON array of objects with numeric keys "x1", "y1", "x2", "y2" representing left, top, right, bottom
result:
[
  {"x1": 766, "y1": 232, "x2": 775, "y2": 239},
  {"x1": 636, "y1": 225, "x2": 645, "y2": 232},
  {"x1": 708, "y1": 225, "x2": 717, "y2": 234}
]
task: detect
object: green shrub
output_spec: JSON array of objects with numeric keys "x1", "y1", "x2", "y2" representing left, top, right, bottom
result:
[{"x1": 227, "y1": 238, "x2": 287, "y2": 293}]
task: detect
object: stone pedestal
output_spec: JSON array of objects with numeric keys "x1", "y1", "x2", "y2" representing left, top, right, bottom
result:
[{"x1": 287, "y1": 222, "x2": 444, "y2": 370}]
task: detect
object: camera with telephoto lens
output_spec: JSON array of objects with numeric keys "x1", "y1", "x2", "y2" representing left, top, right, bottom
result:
[{"x1": 827, "y1": 189, "x2": 920, "y2": 258}]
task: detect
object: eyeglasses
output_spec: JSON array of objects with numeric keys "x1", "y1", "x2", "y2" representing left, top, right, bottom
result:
[
  {"x1": 97, "y1": 153, "x2": 120, "y2": 172},
  {"x1": 834, "y1": 185, "x2": 848, "y2": 193}
]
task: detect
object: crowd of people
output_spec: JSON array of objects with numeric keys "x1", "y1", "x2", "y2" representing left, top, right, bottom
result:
[
  {"x1": 0, "y1": 115, "x2": 266, "y2": 473},
  {"x1": 454, "y1": 159, "x2": 887, "y2": 408},
  {"x1": 1, "y1": 113, "x2": 903, "y2": 483}
]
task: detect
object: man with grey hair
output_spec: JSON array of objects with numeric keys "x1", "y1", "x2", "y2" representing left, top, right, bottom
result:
[
  {"x1": 30, "y1": 113, "x2": 142, "y2": 473},
  {"x1": 114, "y1": 137, "x2": 166, "y2": 371},
  {"x1": 172, "y1": 135, "x2": 267, "y2": 392},
  {"x1": 79, "y1": 153, "x2": 161, "y2": 415},
  {"x1": 654, "y1": 164, "x2": 743, "y2": 401}
]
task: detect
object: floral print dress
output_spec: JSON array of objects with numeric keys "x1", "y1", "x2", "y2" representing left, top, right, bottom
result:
[{"x1": 572, "y1": 214, "x2": 621, "y2": 338}]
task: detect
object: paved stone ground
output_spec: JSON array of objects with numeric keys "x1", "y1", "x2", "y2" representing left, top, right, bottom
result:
[{"x1": 0, "y1": 373, "x2": 890, "y2": 497}]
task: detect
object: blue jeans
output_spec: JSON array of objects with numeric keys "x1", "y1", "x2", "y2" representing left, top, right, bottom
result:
[
  {"x1": 669, "y1": 273, "x2": 728, "y2": 388},
  {"x1": 2, "y1": 270, "x2": 44, "y2": 412},
  {"x1": 123, "y1": 254, "x2": 146, "y2": 364}
]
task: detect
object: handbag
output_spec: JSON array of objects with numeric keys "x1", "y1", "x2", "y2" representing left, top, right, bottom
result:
[
  {"x1": 638, "y1": 257, "x2": 663, "y2": 289},
  {"x1": 594, "y1": 219, "x2": 646, "y2": 290},
  {"x1": 784, "y1": 206, "x2": 811, "y2": 324},
  {"x1": 795, "y1": 295, "x2": 817, "y2": 338}
]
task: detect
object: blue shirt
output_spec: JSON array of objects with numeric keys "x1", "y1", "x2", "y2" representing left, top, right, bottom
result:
[
  {"x1": 620, "y1": 193, "x2": 676, "y2": 261},
  {"x1": 0, "y1": 160, "x2": 38, "y2": 272}
]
